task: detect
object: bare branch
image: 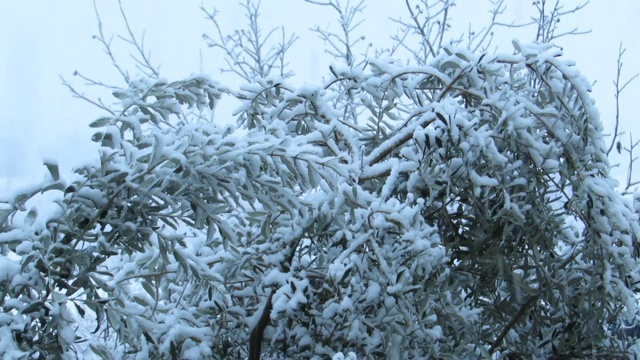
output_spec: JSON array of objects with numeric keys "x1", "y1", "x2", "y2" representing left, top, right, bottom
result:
[
  {"x1": 92, "y1": 0, "x2": 129, "y2": 83},
  {"x1": 533, "y1": 0, "x2": 591, "y2": 43},
  {"x1": 202, "y1": 0, "x2": 296, "y2": 82},
  {"x1": 60, "y1": 76, "x2": 115, "y2": 115},
  {"x1": 308, "y1": 0, "x2": 367, "y2": 67},
  {"x1": 116, "y1": 0, "x2": 160, "y2": 79},
  {"x1": 607, "y1": 44, "x2": 639, "y2": 156}
]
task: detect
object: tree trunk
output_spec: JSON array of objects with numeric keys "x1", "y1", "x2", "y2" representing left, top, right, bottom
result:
[{"x1": 249, "y1": 291, "x2": 274, "y2": 360}]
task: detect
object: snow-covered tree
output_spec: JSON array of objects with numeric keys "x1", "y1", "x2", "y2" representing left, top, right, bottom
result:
[{"x1": 1, "y1": 0, "x2": 639, "y2": 359}]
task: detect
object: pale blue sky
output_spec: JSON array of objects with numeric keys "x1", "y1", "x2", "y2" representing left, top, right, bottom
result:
[{"x1": 1, "y1": 0, "x2": 639, "y2": 193}]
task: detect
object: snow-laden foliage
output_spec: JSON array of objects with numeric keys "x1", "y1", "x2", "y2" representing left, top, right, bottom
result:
[{"x1": 1, "y1": 1, "x2": 639, "y2": 359}]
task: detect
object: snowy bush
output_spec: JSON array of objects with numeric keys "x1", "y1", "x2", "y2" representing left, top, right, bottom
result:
[{"x1": 1, "y1": 0, "x2": 639, "y2": 359}]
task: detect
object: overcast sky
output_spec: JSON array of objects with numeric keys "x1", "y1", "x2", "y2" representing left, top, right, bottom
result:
[{"x1": 1, "y1": 0, "x2": 639, "y2": 194}]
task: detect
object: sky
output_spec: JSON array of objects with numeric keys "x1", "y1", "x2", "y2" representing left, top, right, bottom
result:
[{"x1": 1, "y1": 0, "x2": 639, "y2": 195}]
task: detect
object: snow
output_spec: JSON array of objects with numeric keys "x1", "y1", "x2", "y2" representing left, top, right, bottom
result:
[
  {"x1": 1, "y1": 16, "x2": 639, "y2": 358},
  {"x1": 0, "y1": 255, "x2": 19, "y2": 283},
  {"x1": 0, "y1": 323, "x2": 27, "y2": 359},
  {"x1": 332, "y1": 352, "x2": 358, "y2": 360},
  {"x1": 42, "y1": 157, "x2": 58, "y2": 166}
]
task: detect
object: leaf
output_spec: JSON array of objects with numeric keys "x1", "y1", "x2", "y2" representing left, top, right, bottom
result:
[
  {"x1": 208, "y1": 92, "x2": 216, "y2": 110},
  {"x1": 340, "y1": 267, "x2": 352, "y2": 283},
  {"x1": 105, "y1": 308, "x2": 121, "y2": 331},
  {"x1": 454, "y1": 52, "x2": 469, "y2": 62},
  {"x1": 435, "y1": 136, "x2": 443, "y2": 148},
  {"x1": 13, "y1": 193, "x2": 31, "y2": 211},
  {"x1": 148, "y1": 111, "x2": 159, "y2": 125},
  {"x1": 21, "y1": 301, "x2": 45, "y2": 314},
  {"x1": 40, "y1": 182, "x2": 65, "y2": 193},
  {"x1": 442, "y1": 60, "x2": 462, "y2": 70},
  {"x1": 261, "y1": 213, "x2": 272, "y2": 239},
  {"x1": 74, "y1": 301, "x2": 86, "y2": 318},
  {"x1": 89, "y1": 117, "x2": 111, "y2": 128},
  {"x1": 213, "y1": 299, "x2": 224, "y2": 312},
  {"x1": 64, "y1": 184, "x2": 77, "y2": 196},
  {"x1": 43, "y1": 161, "x2": 60, "y2": 181},
  {"x1": 396, "y1": 269, "x2": 406, "y2": 284},
  {"x1": 207, "y1": 218, "x2": 216, "y2": 244},
  {"x1": 112, "y1": 90, "x2": 129, "y2": 100},
  {"x1": 107, "y1": 171, "x2": 129, "y2": 184},
  {"x1": 90, "y1": 274, "x2": 112, "y2": 291},
  {"x1": 21, "y1": 254, "x2": 36, "y2": 272},
  {"x1": 159, "y1": 216, "x2": 178, "y2": 230},
  {"x1": 512, "y1": 40, "x2": 521, "y2": 53},
  {"x1": 140, "y1": 106, "x2": 152, "y2": 117},
  {"x1": 136, "y1": 154, "x2": 151, "y2": 164},
  {"x1": 215, "y1": 218, "x2": 235, "y2": 251},
  {"x1": 132, "y1": 295, "x2": 148, "y2": 307},
  {"x1": 307, "y1": 163, "x2": 318, "y2": 187},
  {"x1": 89, "y1": 343, "x2": 110, "y2": 360},
  {"x1": 24, "y1": 208, "x2": 37, "y2": 227},
  {"x1": 174, "y1": 248, "x2": 190, "y2": 274},
  {"x1": 141, "y1": 280, "x2": 156, "y2": 299},
  {"x1": 170, "y1": 341, "x2": 179, "y2": 359},
  {"x1": 90, "y1": 303, "x2": 103, "y2": 334},
  {"x1": 93, "y1": 270, "x2": 114, "y2": 278},
  {"x1": 101, "y1": 133, "x2": 114, "y2": 149},
  {"x1": 143, "y1": 331, "x2": 156, "y2": 345},
  {"x1": 538, "y1": 89, "x2": 548, "y2": 106},
  {"x1": 150, "y1": 132, "x2": 165, "y2": 168},
  {"x1": 65, "y1": 275, "x2": 85, "y2": 294}
]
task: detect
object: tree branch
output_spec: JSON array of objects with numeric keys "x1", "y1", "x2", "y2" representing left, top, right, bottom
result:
[{"x1": 488, "y1": 295, "x2": 538, "y2": 354}]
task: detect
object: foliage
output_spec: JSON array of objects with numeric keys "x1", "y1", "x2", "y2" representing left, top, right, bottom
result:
[{"x1": 1, "y1": 0, "x2": 639, "y2": 359}]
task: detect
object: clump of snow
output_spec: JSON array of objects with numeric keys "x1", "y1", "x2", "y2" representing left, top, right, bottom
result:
[{"x1": 332, "y1": 351, "x2": 358, "y2": 360}]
